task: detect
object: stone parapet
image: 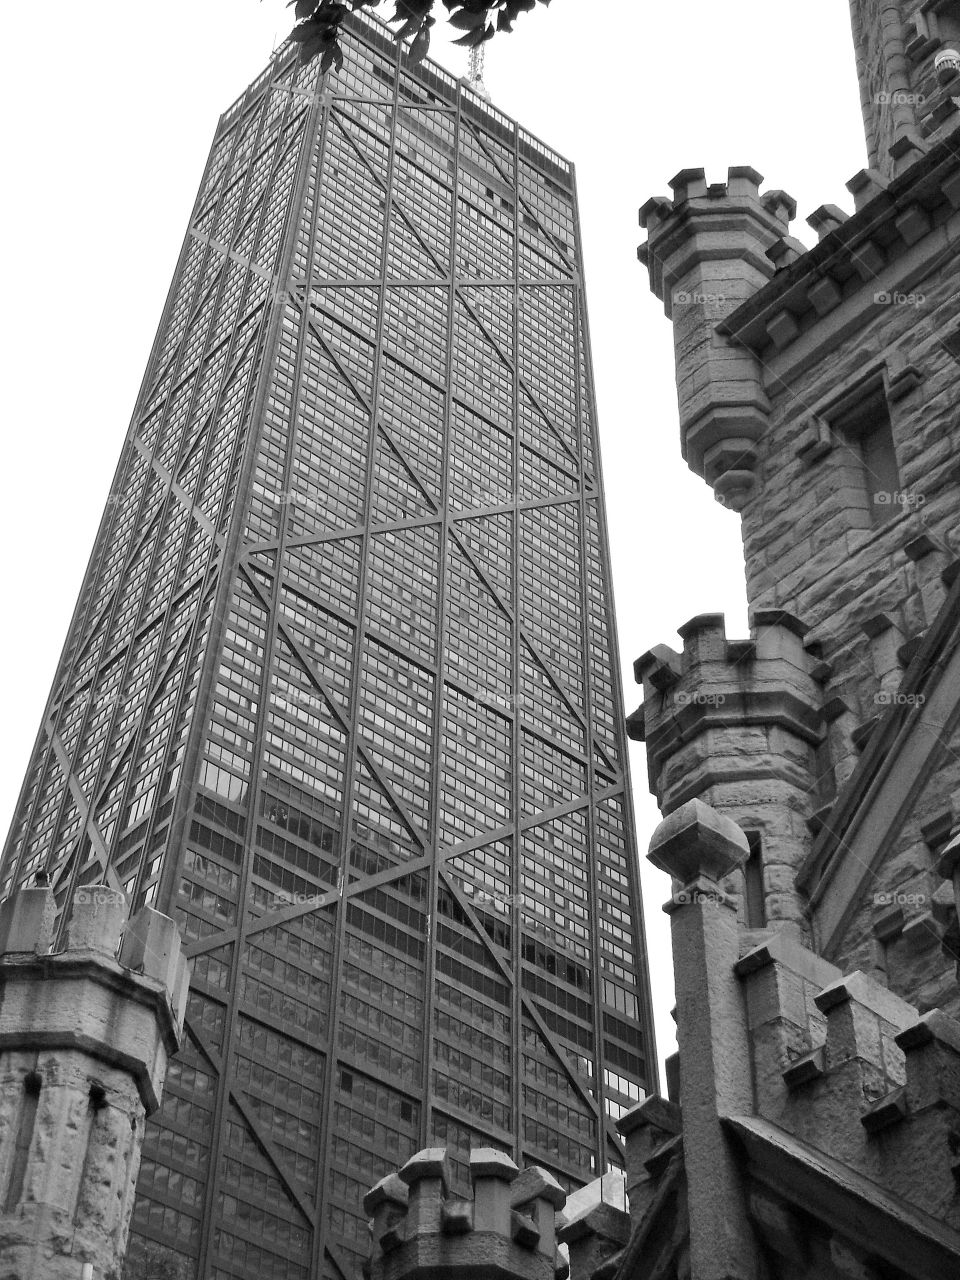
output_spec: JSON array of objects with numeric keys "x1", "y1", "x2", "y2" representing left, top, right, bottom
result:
[
  {"x1": 735, "y1": 926, "x2": 960, "y2": 1232},
  {"x1": 716, "y1": 135, "x2": 960, "y2": 363},
  {"x1": 615, "y1": 1097, "x2": 682, "y2": 1223},
  {"x1": 0, "y1": 884, "x2": 189, "y2": 1280},
  {"x1": 0, "y1": 887, "x2": 188, "y2": 1112},
  {"x1": 557, "y1": 1177, "x2": 630, "y2": 1280},
  {"x1": 365, "y1": 1148, "x2": 568, "y2": 1280},
  {"x1": 630, "y1": 611, "x2": 826, "y2": 927}
]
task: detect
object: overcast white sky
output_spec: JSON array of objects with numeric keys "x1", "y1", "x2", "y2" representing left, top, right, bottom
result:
[{"x1": 0, "y1": 1, "x2": 866, "y2": 1076}]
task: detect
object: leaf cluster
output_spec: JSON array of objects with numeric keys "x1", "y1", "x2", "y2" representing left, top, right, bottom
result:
[{"x1": 288, "y1": 0, "x2": 550, "y2": 72}]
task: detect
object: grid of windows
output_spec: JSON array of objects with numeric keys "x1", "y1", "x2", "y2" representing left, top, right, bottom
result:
[{"x1": 0, "y1": 13, "x2": 653, "y2": 1280}]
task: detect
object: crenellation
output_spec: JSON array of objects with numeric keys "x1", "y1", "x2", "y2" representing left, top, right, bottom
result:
[
  {"x1": 806, "y1": 204, "x2": 851, "y2": 240},
  {"x1": 0, "y1": 885, "x2": 186, "y2": 1280},
  {"x1": 614, "y1": 1097, "x2": 682, "y2": 1223},
  {"x1": 0, "y1": 886, "x2": 57, "y2": 956},
  {"x1": 638, "y1": 166, "x2": 795, "y2": 509},
  {"x1": 621, "y1": 5, "x2": 960, "y2": 1275},
  {"x1": 364, "y1": 1147, "x2": 568, "y2": 1280},
  {"x1": 847, "y1": 166, "x2": 890, "y2": 210}
]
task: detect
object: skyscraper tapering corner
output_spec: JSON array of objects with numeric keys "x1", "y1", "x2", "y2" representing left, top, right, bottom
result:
[{"x1": 0, "y1": 9, "x2": 657, "y2": 1278}]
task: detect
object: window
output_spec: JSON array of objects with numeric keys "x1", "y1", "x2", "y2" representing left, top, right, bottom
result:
[
  {"x1": 744, "y1": 831, "x2": 766, "y2": 930},
  {"x1": 832, "y1": 385, "x2": 900, "y2": 527}
]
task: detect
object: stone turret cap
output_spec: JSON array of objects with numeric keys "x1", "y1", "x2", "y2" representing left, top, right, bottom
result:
[
  {"x1": 669, "y1": 168, "x2": 708, "y2": 202},
  {"x1": 120, "y1": 906, "x2": 190, "y2": 1023},
  {"x1": 0, "y1": 886, "x2": 57, "y2": 955},
  {"x1": 761, "y1": 189, "x2": 798, "y2": 224},
  {"x1": 648, "y1": 798, "x2": 749, "y2": 884},
  {"x1": 807, "y1": 203, "x2": 850, "y2": 238},
  {"x1": 363, "y1": 1172, "x2": 409, "y2": 1217},
  {"x1": 65, "y1": 886, "x2": 127, "y2": 957},
  {"x1": 726, "y1": 165, "x2": 764, "y2": 196},
  {"x1": 896, "y1": 1009, "x2": 960, "y2": 1054},
  {"x1": 398, "y1": 1148, "x2": 450, "y2": 1189},
  {"x1": 814, "y1": 971, "x2": 919, "y2": 1027},
  {"x1": 638, "y1": 196, "x2": 674, "y2": 231},
  {"x1": 634, "y1": 644, "x2": 682, "y2": 690},
  {"x1": 471, "y1": 1148, "x2": 519, "y2": 1181},
  {"x1": 616, "y1": 1095, "x2": 681, "y2": 1138},
  {"x1": 510, "y1": 1167, "x2": 566, "y2": 1209}
]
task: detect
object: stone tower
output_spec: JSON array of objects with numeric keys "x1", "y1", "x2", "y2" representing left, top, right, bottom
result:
[
  {"x1": 632, "y1": 0, "x2": 960, "y2": 1009},
  {"x1": 849, "y1": 0, "x2": 960, "y2": 178},
  {"x1": 0, "y1": 885, "x2": 188, "y2": 1280},
  {"x1": 364, "y1": 1148, "x2": 567, "y2": 1280}
]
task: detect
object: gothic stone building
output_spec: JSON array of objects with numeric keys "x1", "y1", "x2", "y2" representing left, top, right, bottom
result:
[{"x1": 365, "y1": 2, "x2": 960, "y2": 1279}]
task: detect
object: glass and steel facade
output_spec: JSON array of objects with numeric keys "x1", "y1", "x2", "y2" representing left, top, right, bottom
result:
[{"x1": 1, "y1": 11, "x2": 656, "y2": 1279}]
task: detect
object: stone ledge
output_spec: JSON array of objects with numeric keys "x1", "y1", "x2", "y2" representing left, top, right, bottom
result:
[
  {"x1": 861, "y1": 1086, "x2": 908, "y2": 1133},
  {"x1": 715, "y1": 135, "x2": 960, "y2": 357},
  {"x1": 814, "y1": 971, "x2": 920, "y2": 1028},
  {"x1": 783, "y1": 1046, "x2": 826, "y2": 1091}
]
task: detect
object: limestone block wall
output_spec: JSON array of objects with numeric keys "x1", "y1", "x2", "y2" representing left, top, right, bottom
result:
[
  {"x1": 715, "y1": 144, "x2": 960, "y2": 1007},
  {"x1": 629, "y1": 612, "x2": 825, "y2": 932},
  {"x1": 639, "y1": 140, "x2": 960, "y2": 784},
  {"x1": 738, "y1": 255, "x2": 960, "y2": 712},
  {"x1": 851, "y1": 0, "x2": 960, "y2": 175},
  {"x1": 736, "y1": 933, "x2": 960, "y2": 1233},
  {"x1": 637, "y1": 137, "x2": 960, "y2": 1018},
  {"x1": 0, "y1": 886, "x2": 188, "y2": 1280}
]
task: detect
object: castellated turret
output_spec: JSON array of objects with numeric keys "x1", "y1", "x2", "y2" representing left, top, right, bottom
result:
[
  {"x1": 364, "y1": 1147, "x2": 568, "y2": 1280},
  {"x1": 628, "y1": 610, "x2": 826, "y2": 936},
  {"x1": 0, "y1": 884, "x2": 188, "y2": 1280},
  {"x1": 638, "y1": 167, "x2": 795, "y2": 511}
]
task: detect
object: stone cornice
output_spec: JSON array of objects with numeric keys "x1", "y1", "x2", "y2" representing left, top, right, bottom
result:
[
  {"x1": 0, "y1": 951, "x2": 184, "y2": 1112},
  {"x1": 717, "y1": 130, "x2": 960, "y2": 357}
]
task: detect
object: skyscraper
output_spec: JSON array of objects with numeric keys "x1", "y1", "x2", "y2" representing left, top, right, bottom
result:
[{"x1": 1, "y1": 10, "x2": 656, "y2": 1279}]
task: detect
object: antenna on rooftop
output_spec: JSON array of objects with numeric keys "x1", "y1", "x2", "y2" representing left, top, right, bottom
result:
[{"x1": 466, "y1": 41, "x2": 492, "y2": 102}]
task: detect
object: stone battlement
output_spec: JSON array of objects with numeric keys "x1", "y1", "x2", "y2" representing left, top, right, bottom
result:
[
  {"x1": 575, "y1": 801, "x2": 960, "y2": 1278},
  {"x1": 0, "y1": 885, "x2": 189, "y2": 1280},
  {"x1": 637, "y1": 167, "x2": 797, "y2": 510},
  {"x1": 364, "y1": 1148, "x2": 568, "y2": 1280},
  {"x1": 630, "y1": 608, "x2": 820, "y2": 724},
  {"x1": 629, "y1": 610, "x2": 824, "y2": 851},
  {"x1": 735, "y1": 932, "x2": 960, "y2": 1228},
  {"x1": 0, "y1": 884, "x2": 189, "y2": 1111}
]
